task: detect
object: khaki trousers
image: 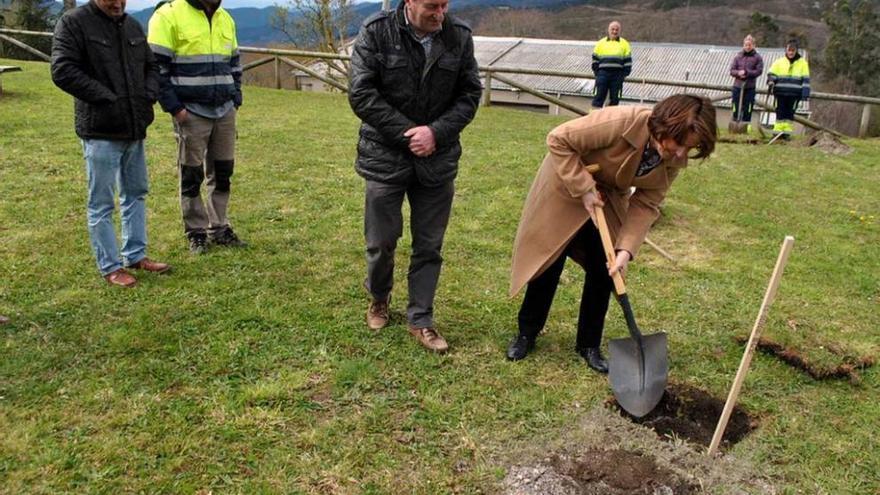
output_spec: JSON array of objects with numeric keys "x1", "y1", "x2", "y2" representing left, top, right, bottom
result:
[{"x1": 173, "y1": 108, "x2": 236, "y2": 237}]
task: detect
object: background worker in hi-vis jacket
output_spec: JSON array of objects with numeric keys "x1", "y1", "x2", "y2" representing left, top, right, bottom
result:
[
  {"x1": 148, "y1": 0, "x2": 247, "y2": 254},
  {"x1": 768, "y1": 39, "x2": 810, "y2": 137},
  {"x1": 591, "y1": 21, "x2": 632, "y2": 109}
]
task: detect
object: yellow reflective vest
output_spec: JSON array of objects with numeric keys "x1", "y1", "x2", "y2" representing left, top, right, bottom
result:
[
  {"x1": 592, "y1": 36, "x2": 632, "y2": 76},
  {"x1": 148, "y1": 0, "x2": 242, "y2": 114},
  {"x1": 768, "y1": 55, "x2": 810, "y2": 99}
]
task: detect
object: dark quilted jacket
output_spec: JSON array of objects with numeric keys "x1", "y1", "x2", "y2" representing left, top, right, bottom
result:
[
  {"x1": 51, "y1": 1, "x2": 158, "y2": 140},
  {"x1": 348, "y1": 2, "x2": 482, "y2": 186}
]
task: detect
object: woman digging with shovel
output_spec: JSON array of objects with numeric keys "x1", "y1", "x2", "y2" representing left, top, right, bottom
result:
[{"x1": 506, "y1": 95, "x2": 717, "y2": 377}]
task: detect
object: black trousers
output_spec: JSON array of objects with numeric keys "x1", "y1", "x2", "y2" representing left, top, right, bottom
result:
[
  {"x1": 517, "y1": 220, "x2": 613, "y2": 349},
  {"x1": 592, "y1": 71, "x2": 625, "y2": 108},
  {"x1": 775, "y1": 95, "x2": 800, "y2": 121},
  {"x1": 731, "y1": 86, "x2": 756, "y2": 122}
]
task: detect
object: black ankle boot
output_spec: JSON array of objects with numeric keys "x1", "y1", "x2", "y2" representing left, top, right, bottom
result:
[
  {"x1": 506, "y1": 334, "x2": 535, "y2": 361},
  {"x1": 577, "y1": 346, "x2": 608, "y2": 374}
]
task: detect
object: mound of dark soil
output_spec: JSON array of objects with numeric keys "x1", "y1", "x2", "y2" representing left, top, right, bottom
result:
[
  {"x1": 612, "y1": 383, "x2": 757, "y2": 449},
  {"x1": 502, "y1": 407, "x2": 776, "y2": 495},
  {"x1": 553, "y1": 449, "x2": 698, "y2": 494},
  {"x1": 797, "y1": 131, "x2": 853, "y2": 155}
]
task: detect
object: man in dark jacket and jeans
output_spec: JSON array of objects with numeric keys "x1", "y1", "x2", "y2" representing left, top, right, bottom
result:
[
  {"x1": 348, "y1": 0, "x2": 481, "y2": 353},
  {"x1": 51, "y1": 0, "x2": 171, "y2": 287}
]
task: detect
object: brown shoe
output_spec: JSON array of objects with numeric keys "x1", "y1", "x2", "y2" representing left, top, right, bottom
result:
[
  {"x1": 104, "y1": 268, "x2": 137, "y2": 288},
  {"x1": 127, "y1": 258, "x2": 171, "y2": 274},
  {"x1": 366, "y1": 296, "x2": 390, "y2": 330},
  {"x1": 408, "y1": 326, "x2": 449, "y2": 353}
]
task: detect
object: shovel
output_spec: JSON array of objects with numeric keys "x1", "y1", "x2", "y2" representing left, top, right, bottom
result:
[
  {"x1": 593, "y1": 205, "x2": 668, "y2": 418},
  {"x1": 728, "y1": 86, "x2": 749, "y2": 134}
]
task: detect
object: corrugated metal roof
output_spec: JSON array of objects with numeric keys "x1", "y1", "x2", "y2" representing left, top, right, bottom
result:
[{"x1": 475, "y1": 36, "x2": 805, "y2": 107}]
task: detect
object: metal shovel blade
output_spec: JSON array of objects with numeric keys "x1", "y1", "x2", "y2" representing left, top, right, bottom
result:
[{"x1": 609, "y1": 332, "x2": 668, "y2": 418}]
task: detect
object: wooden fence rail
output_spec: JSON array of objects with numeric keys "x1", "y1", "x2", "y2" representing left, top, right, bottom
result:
[{"x1": 2, "y1": 28, "x2": 878, "y2": 137}]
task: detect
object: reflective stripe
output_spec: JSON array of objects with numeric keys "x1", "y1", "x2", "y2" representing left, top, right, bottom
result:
[
  {"x1": 173, "y1": 54, "x2": 232, "y2": 64},
  {"x1": 149, "y1": 43, "x2": 174, "y2": 57},
  {"x1": 171, "y1": 75, "x2": 235, "y2": 86}
]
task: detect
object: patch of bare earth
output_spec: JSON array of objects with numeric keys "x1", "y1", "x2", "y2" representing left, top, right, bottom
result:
[
  {"x1": 736, "y1": 336, "x2": 876, "y2": 383},
  {"x1": 502, "y1": 405, "x2": 774, "y2": 494}
]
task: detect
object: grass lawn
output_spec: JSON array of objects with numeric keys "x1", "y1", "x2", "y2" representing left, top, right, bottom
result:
[{"x1": 1, "y1": 58, "x2": 878, "y2": 494}]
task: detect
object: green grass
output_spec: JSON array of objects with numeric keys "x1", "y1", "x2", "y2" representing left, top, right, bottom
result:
[{"x1": 1, "y1": 58, "x2": 878, "y2": 494}]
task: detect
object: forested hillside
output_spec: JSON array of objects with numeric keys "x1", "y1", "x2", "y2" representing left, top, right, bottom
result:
[{"x1": 462, "y1": 0, "x2": 829, "y2": 50}]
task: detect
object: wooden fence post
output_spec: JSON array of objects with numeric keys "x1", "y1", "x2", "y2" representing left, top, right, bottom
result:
[
  {"x1": 274, "y1": 56, "x2": 281, "y2": 90},
  {"x1": 481, "y1": 72, "x2": 492, "y2": 107},
  {"x1": 859, "y1": 104, "x2": 871, "y2": 138}
]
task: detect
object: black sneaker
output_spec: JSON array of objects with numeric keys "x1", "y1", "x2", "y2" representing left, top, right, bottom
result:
[
  {"x1": 188, "y1": 233, "x2": 208, "y2": 255},
  {"x1": 210, "y1": 227, "x2": 247, "y2": 248}
]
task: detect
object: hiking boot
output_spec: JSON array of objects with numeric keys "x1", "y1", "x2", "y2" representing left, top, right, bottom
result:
[
  {"x1": 408, "y1": 326, "x2": 449, "y2": 353},
  {"x1": 211, "y1": 227, "x2": 247, "y2": 248},
  {"x1": 366, "y1": 296, "x2": 390, "y2": 330},
  {"x1": 189, "y1": 233, "x2": 208, "y2": 255}
]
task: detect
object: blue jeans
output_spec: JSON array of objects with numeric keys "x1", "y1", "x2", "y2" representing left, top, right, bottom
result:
[{"x1": 82, "y1": 139, "x2": 149, "y2": 275}]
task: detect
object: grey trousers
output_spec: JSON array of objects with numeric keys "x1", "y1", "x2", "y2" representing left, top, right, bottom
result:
[
  {"x1": 173, "y1": 108, "x2": 236, "y2": 237},
  {"x1": 364, "y1": 179, "x2": 455, "y2": 328}
]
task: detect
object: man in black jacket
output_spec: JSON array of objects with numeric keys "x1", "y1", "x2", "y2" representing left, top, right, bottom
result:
[
  {"x1": 348, "y1": 0, "x2": 481, "y2": 353},
  {"x1": 52, "y1": 0, "x2": 171, "y2": 287}
]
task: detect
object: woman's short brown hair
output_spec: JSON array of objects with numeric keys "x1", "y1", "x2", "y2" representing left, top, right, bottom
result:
[{"x1": 647, "y1": 94, "x2": 718, "y2": 159}]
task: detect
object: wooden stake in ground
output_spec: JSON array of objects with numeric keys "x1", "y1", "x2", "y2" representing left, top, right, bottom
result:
[{"x1": 708, "y1": 236, "x2": 795, "y2": 456}]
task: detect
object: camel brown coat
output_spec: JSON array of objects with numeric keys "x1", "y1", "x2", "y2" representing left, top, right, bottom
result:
[{"x1": 510, "y1": 105, "x2": 688, "y2": 296}]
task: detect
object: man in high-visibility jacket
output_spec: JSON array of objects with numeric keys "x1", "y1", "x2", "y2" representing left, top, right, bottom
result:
[
  {"x1": 591, "y1": 21, "x2": 632, "y2": 108},
  {"x1": 767, "y1": 39, "x2": 810, "y2": 136},
  {"x1": 148, "y1": 0, "x2": 246, "y2": 254}
]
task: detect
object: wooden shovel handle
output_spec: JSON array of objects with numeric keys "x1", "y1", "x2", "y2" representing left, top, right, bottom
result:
[
  {"x1": 583, "y1": 163, "x2": 627, "y2": 296},
  {"x1": 593, "y1": 205, "x2": 627, "y2": 296}
]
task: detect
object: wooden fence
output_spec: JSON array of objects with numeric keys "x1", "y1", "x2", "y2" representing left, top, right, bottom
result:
[{"x1": 2, "y1": 27, "x2": 879, "y2": 137}]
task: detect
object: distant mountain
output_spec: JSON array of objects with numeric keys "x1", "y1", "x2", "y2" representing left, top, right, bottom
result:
[
  {"x1": 127, "y1": 0, "x2": 581, "y2": 46},
  {"x1": 130, "y1": 5, "x2": 288, "y2": 44}
]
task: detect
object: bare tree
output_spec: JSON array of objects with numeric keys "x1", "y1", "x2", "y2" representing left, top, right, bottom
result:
[{"x1": 271, "y1": 0, "x2": 352, "y2": 54}]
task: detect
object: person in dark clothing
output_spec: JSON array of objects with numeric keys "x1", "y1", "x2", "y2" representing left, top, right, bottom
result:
[
  {"x1": 348, "y1": 0, "x2": 482, "y2": 353},
  {"x1": 51, "y1": 0, "x2": 171, "y2": 288},
  {"x1": 729, "y1": 34, "x2": 764, "y2": 127}
]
